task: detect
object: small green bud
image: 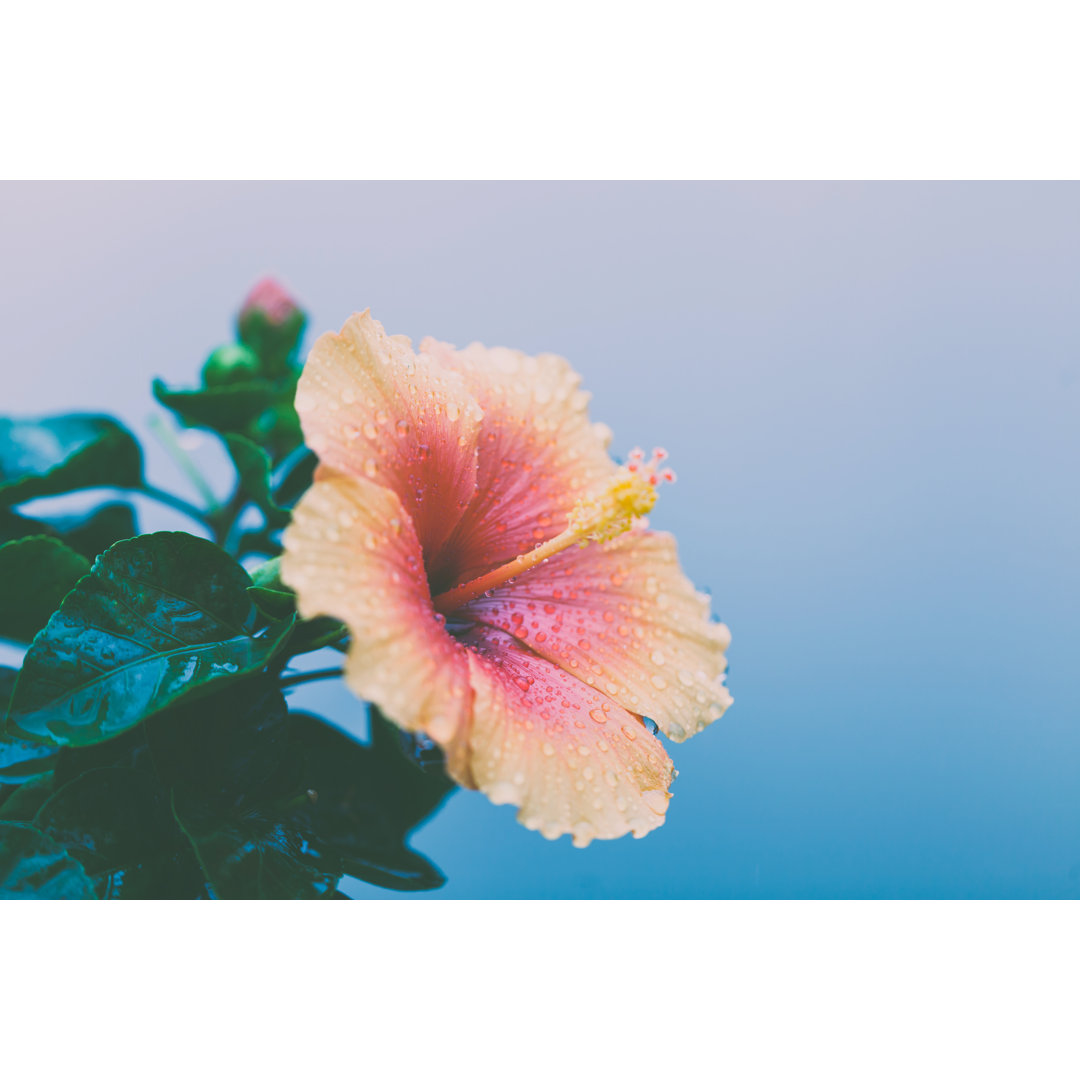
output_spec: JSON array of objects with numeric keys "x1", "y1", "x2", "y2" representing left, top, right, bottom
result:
[{"x1": 202, "y1": 343, "x2": 261, "y2": 387}]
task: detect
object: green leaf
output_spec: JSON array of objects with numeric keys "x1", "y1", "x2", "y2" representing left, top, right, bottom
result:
[
  {"x1": 223, "y1": 434, "x2": 290, "y2": 527},
  {"x1": 286, "y1": 710, "x2": 452, "y2": 892},
  {"x1": 172, "y1": 798, "x2": 338, "y2": 900},
  {"x1": 0, "y1": 667, "x2": 60, "y2": 784},
  {"x1": 53, "y1": 502, "x2": 139, "y2": 559},
  {"x1": 0, "y1": 822, "x2": 97, "y2": 898},
  {"x1": 153, "y1": 378, "x2": 284, "y2": 433},
  {"x1": 0, "y1": 414, "x2": 143, "y2": 507},
  {"x1": 33, "y1": 765, "x2": 203, "y2": 898},
  {"x1": 272, "y1": 447, "x2": 317, "y2": 509},
  {"x1": 6, "y1": 532, "x2": 294, "y2": 748},
  {"x1": 0, "y1": 536, "x2": 91, "y2": 644},
  {"x1": 0, "y1": 502, "x2": 138, "y2": 559}
]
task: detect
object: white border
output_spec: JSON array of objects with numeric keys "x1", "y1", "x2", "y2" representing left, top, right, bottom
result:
[
  {"x1": 3, "y1": 1, "x2": 1080, "y2": 178},
  {"x1": 2, "y1": 902, "x2": 1077, "y2": 1077}
]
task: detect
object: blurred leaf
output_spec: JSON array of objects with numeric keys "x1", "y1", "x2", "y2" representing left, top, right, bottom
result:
[
  {"x1": 6, "y1": 532, "x2": 294, "y2": 747},
  {"x1": 272, "y1": 447, "x2": 317, "y2": 508},
  {"x1": 0, "y1": 536, "x2": 90, "y2": 643},
  {"x1": 0, "y1": 667, "x2": 60, "y2": 784},
  {"x1": 153, "y1": 372, "x2": 303, "y2": 464},
  {"x1": 55, "y1": 502, "x2": 139, "y2": 558},
  {"x1": 248, "y1": 584, "x2": 295, "y2": 621},
  {"x1": 152, "y1": 378, "x2": 282, "y2": 432},
  {"x1": 0, "y1": 502, "x2": 138, "y2": 559},
  {"x1": 0, "y1": 414, "x2": 142, "y2": 507},
  {"x1": 223, "y1": 434, "x2": 290, "y2": 527},
  {"x1": 0, "y1": 822, "x2": 96, "y2": 898}
]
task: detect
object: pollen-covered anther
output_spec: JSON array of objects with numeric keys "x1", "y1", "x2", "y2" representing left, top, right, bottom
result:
[{"x1": 568, "y1": 449, "x2": 674, "y2": 544}]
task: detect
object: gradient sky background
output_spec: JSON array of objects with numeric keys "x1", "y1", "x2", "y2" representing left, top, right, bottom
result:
[{"x1": 2, "y1": 182, "x2": 1077, "y2": 898}]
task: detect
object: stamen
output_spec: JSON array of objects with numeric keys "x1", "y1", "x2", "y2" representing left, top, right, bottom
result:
[{"x1": 431, "y1": 448, "x2": 675, "y2": 616}]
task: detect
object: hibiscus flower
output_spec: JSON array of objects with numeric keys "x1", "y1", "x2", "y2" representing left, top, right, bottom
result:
[{"x1": 282, "y1": 312, "x2": 732, "y2": 846}]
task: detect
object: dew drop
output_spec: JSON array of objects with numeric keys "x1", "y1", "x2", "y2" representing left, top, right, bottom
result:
[
  {"x1": 588, "y1": 708, "x2": 606, "y2": 724},
  {"x1": 542, "y1": 741, "x2": 555, "y2": 756},
  {"x1": 651, "y1": 674, "x2": 668, "y2": 690}
]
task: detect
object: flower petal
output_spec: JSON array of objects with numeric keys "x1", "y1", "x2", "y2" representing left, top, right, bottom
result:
[
  {"x1": 281, "y1": 472, "x2": 474, "y2": 775},
  {"x1": 461, "y1": 623, "x2": 675, "y2": 846},
  {"x1": 462, "y1": 529, "x2": 732, "y2": 742},
  {"x1": 295, "y1": 311, "x2": 484, "y2": 559},
  {"x1": 420, "y1": 339, "x2": 617, "y2": 590}
]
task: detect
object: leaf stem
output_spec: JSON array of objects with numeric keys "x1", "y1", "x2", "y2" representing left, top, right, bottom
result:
[
  {"x1": 279, "y1": 666, "x2": 345, "y2": 689},
  {"x1": 147, "y1": 413, "x2": 222, "y2": 514},
  {"x1": 139, "y1": 484, "x2": 212, "y2": 527}
]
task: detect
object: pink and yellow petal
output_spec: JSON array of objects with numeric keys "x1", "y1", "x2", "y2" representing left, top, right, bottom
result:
[
  {"x1": 295, "y1": 311, "x2": 484, "y2": 559},
  {"x1": 420, "y1": 339, "x2": 618, "y2": 590},
  {"x1": 461, "y1": 623, "x2": 674, "y2": 846},
  {"x1": 281, "y1": 472, "x2": 474, "y2": 778},
  {"x1": 463, "y1": 528, "x2": 732, "y2": 742}
]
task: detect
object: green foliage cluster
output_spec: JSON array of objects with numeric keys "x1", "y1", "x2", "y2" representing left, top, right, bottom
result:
[{"x1": 0, "y1": 282, "x2": 453, "y2": 899}]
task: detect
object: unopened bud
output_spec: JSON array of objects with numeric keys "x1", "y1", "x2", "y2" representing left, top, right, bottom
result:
[
  {"x1": 202, "y1": 343, "x2": 261, "y2": 387},
  {"x1": 237, "y1": 277, "x2": 307, "y2": 375}
]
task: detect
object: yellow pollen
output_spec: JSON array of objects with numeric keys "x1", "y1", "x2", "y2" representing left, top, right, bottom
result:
[
  {"x1": 432, "y1": 448, "x2": 674, "y2": 616},
  {"x1": 567, "y1": 467, "x2": 657, "y2": 544}
]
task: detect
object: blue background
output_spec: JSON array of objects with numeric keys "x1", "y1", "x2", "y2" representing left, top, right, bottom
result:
[{"x1": 3, "y1": 182, "x2": 1077, "y2": 898}]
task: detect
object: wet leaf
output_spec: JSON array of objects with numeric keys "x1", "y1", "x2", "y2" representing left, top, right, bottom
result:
[
  {"x1": 0, "y1": 536, "x2": 90, "y2": 643},
  {"x1": 0, "y1": 822, "x2": 96, "y2": 899},
  {"x1": 6, "y1": 532, "x2": 294, "y2": 747},
  {"x1": 0, "y1": 414, "x2": 142, "y2": 507},
  {"x1": 172, "y1": 798, "x2": 338, "y2": 900}
]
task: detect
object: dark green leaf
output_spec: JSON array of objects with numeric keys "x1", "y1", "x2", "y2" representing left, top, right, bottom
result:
[
  {"x1": 0, "y1": 822, "x2": 96, "y2": 898},
  {"x1": 173, "y1": 798, "x2": 338, "y2": 900},
  {"x1": 0, "y1": 502, "x2": 138, "y2": 559},
  {"x1": 145, "y1": 679, "x2": 292, "y2": 803},
  {"x1": 223, "y1": 434, "x2": 290, "y2": 527},
  {"x1": 247, "y1": 586, "x2": 295, "y2": 622},
  {"x1": 0, "y1": 774, "x2": 56, "y2": 821},
  {"x1": 6, "y1": 532, "x2": 294, "y2": 747},
  {"x1": 153, "y1": 378, "x2": 283, "y2": 433},
  {"x1": 0, "y1": 667, "x2": 60, "y2": 783},
  {"x1": 53, "y1": 502, "x2": 139, "y2": 559},
  {"x1": 33, "y1": 765, "x2": 202, "y2": 898},
  {"x1": 272, "y1": 447, "x2": 317, "y2": 508},
  {"x1": 0, "y1": 536, "x2": 91, "y2": 644},
  {"x1": 0, "y1": 414, "x2": 142, "y2": 507},
  {"x1": 286, "y1": 711, "x2": 452, "y2": 892}
]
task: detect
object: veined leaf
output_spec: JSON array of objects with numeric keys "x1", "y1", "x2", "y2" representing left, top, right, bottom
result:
[
  {"x1": 0, "y1": 536, "x2": 90, "y2": 644},
  {"x1": 0, "y1": 414, "x2": 142, "y2": 507},
  {"x1": 5, "y1": 532, "x2": 294, "y2": 748}
]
